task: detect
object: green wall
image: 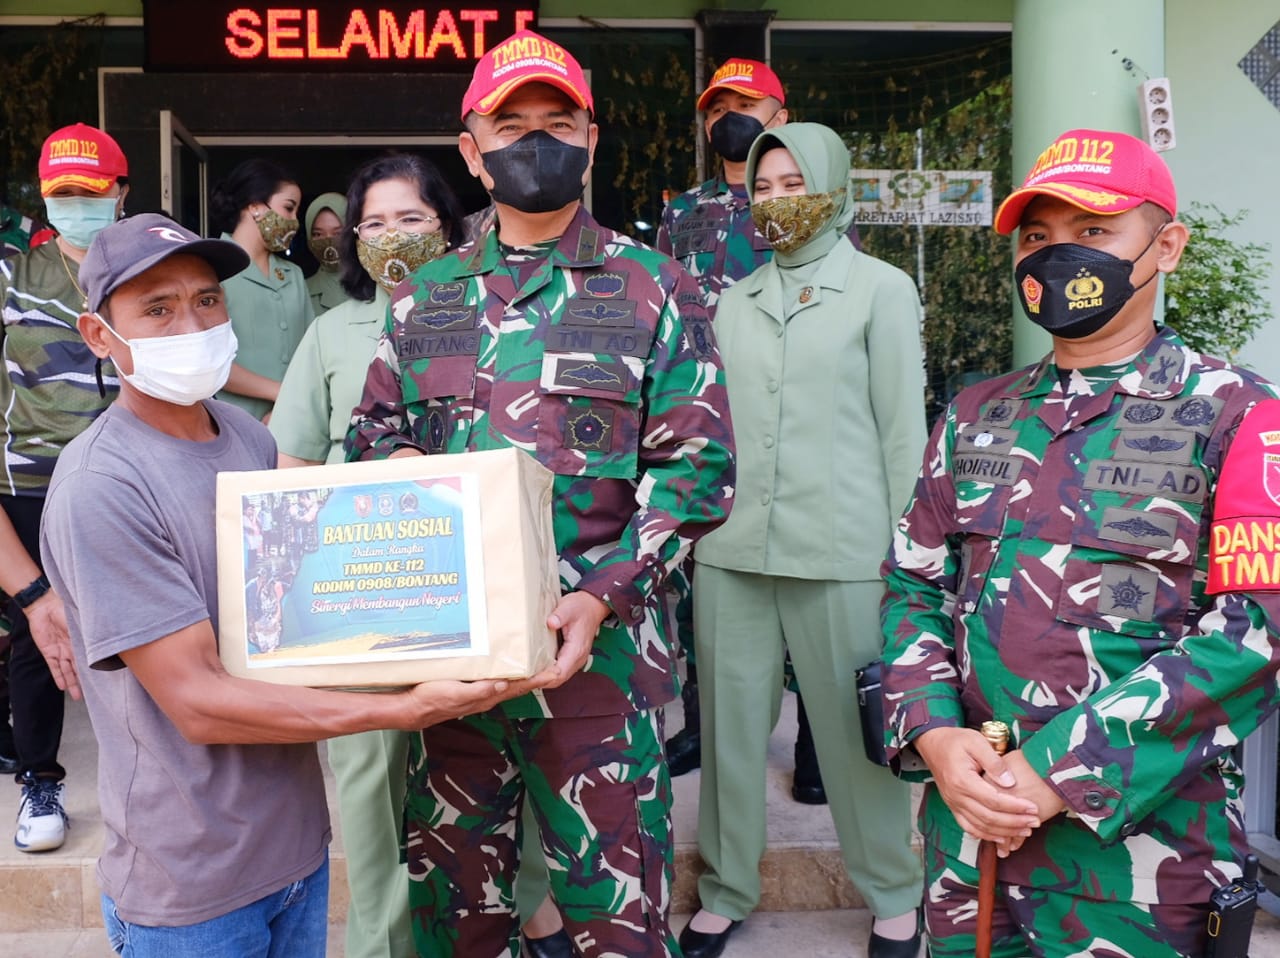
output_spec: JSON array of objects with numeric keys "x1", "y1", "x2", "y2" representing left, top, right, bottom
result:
[{"x1": 1166, "y1": 0, "x2": 1280, "y2": 380}]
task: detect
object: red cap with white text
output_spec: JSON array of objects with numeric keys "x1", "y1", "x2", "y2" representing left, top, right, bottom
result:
[
  {"x1": 994, "y1": 128, "x2": 1176, "y2": 235},
  {"x1": 462, "y1": 30, "x2": 592, "y2": 120},
  {"x1": 39, "y1": 123, "x2": 128, "y2": 197},
  {"x1": 695, "y1": 58, "x2": 786, "y2": 111}
]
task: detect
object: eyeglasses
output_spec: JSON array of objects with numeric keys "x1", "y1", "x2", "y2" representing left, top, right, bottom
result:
[{"x1": 353, "y1": 213, "x2": 439, "y2": 240}]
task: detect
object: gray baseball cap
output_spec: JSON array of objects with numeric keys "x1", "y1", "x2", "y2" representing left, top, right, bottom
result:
[{"x1": 79, "y1": 213, "x2": 250, "y2": 312}]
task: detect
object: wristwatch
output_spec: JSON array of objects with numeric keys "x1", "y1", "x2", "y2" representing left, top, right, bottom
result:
[{"x1": 13, "y1": 574, "x2": 51, "y2": 609}]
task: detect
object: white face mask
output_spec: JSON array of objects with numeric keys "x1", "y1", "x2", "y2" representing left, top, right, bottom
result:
[{"x1": 97, "y1": 315, "x2": 238, "y2": 406}]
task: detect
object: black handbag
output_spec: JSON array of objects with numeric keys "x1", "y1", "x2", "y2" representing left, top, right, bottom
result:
[{"x1": 855, "y1": 660, "x2": 891, "y2": 767}]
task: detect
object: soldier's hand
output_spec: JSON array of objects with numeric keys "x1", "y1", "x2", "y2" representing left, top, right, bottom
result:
[
  {"x1": 545, "y1": 590, "x2": 610, "y2": 687},
  {"x1": 914, "y1": 726, "x2": 1041, "y2": 843},
  {"x1": 992, "y1": 749, "x2": 1067, "y2": 857},
  {"x1": 399, "y1": 674, "x2": 547, "y2": 728},
  {"x1": 26, "y1": 590, "x2": 82, "y2": 702}
]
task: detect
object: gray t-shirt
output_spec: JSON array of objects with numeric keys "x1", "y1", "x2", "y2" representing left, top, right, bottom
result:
[{"x1": 40, "y1": 399, "x2": 330, "y2": 926}]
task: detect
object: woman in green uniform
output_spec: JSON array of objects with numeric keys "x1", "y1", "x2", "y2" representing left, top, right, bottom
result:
[
  {"x1": 212, "y1": 158, "x2": 314, "y2": 420},
  {"x1": 304, "y1": 191, "x2": 348, "y2": 316},
  {"x1": 681, "y1": 123, "x2": 927, "y2": 958}
]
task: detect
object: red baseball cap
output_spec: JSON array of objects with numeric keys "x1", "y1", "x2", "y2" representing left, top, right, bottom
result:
[
  {"x1": 39, "y1": 123, "x2": 128, "y2": 197},
  {"x1": 994, "y1": 128, "x2": 1176, "y2": 235},
  {"x1": 696, "y1": 58, "x2": 786, "y2": 111},
  {"x1": 462, "y1": 30, "x2": 592, "y2": 120}
]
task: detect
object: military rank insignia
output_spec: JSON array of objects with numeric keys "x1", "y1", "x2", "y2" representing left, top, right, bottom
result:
[{"x1": 565, "y1": 405, "x2": 614, "y2": 451}]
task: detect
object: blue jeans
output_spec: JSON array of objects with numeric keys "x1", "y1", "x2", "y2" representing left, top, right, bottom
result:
[{"x1": 101, "y1": 857, "x2": 328, "y2": 958}]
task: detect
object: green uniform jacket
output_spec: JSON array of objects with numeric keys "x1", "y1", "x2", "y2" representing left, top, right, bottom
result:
[
  {"x1": 695, "y1": 236, "x2": 926, "y2": 581},
  {"x1": 270, "y1": 289, "x2": 387, "y2": 465},
  {"x1": 306, "y1": 267, "x2": 348, "y2": 317},
  {"x1": 218, "y1": 236, "x2": 315, "y2": 420}
]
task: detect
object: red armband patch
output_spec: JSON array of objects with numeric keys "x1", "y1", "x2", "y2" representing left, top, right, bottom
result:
[{"x1": 1208, "y1": 399, "x2": 1280, "y2": 593}]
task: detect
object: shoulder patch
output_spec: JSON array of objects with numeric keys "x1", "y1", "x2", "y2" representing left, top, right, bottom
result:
[{"x1": 1208, "y1": 398, "x2": 1280, "y2": 593}]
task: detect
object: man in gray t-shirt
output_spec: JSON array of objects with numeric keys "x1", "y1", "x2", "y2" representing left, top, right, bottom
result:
[{"x1": 37, "y1": 215, "x2": 549, "y2": 953}]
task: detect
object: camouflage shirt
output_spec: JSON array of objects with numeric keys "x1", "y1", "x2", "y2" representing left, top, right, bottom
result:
[
  {"x1": 1, "y1": 242, "x2": 118, "y2": 497},
  {"x1": 656, "y1": 176, "x2": 861, "y2": 320},
  {"x1": 346, "y1": 205, "x2": 736, "y2": 717},
  {"x1": 881, "y1": 326, "x2": 1280, "y2": 904}
]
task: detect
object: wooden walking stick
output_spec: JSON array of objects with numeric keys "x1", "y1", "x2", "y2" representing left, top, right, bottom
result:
[{"x1": 975, "y1": 720, "x2": 1010, "y2": 958}]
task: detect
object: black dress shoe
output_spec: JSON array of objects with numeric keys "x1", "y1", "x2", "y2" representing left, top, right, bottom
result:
[
  {"x1": 677, "y1": 918, "x2": 742, "y2": 958},
  {"x1": 0, "y1": 752, "x2": 17, "y2": 776},
  {"x1": 867, "y1": 912, "x2": 922, "y2": 958},
  {"x1": 790, "y1": 779, "x2": 828, "y2": 804},
  {"x1": 522, "y1": 928, "x2": 574, "y2": 958},
  {"x1": 665, "y1": 727, "x2": 701, "y2": 776}
]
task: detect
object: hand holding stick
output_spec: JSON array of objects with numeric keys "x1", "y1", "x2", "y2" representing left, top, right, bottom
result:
[{"x1": 976, "y1": 720, "x2": 1010, "y2": 958}]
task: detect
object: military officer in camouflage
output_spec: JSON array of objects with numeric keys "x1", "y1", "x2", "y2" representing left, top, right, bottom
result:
[
  {"x1": 656, "y1": 58, "x2": 789, "y2": 321},
  {"x1": 880, "y1": 128, "x2": 1280, "y2": 957},
  {"x1": 346, "y1": 29, "x2": 735, "y2": 958}
]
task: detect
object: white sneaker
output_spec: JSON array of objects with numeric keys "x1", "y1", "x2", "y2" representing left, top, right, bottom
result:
[{"x1": 15, "y1": 778, "x2": 68, "y2": 852}]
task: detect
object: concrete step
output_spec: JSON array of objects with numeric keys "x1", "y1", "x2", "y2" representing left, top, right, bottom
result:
[{"x1": 0, "y1": 692, "x2": 868, "y2": 937}]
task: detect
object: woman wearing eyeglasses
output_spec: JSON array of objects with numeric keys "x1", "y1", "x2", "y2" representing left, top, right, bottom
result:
[
  {"x1": 271, "y1": 153, "x2": 464, "y2": 471},
  {"x1": 268, "y1": 152, "x2": 465, "y2": 958},
  {"x1": 211, "y1": 158, "x2": 316, "y2": 421}
]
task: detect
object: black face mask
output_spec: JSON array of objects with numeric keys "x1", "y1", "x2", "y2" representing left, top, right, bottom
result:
[
  {"x1": 1014, "y1": 231, "x2": 1162, "y2": 340},
  {"x1": 481, "y1": 130, "x2": 590, "y2": 214},
  {"x1": 708, "y1": 111, "x2": 766, "y2": 162}
]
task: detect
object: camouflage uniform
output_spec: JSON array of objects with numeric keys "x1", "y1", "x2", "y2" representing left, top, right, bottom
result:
[
  {"x1": 2, "y1": 241, "x2": 118, "y2": 786},
  {"x1": 346, "y1": 205, "x2": 735, "y2": 958},
  {"x1": 880, "y1": 326, "x2": 1280, "y2": 957}
]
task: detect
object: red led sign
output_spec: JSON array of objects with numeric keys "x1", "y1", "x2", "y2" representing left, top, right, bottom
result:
[{"x1": 143, "y1": 1, "x2": 539, "y2": 73}]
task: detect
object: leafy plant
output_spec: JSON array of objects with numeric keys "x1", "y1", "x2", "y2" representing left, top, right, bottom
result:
[{"x1": 1163, "y1": 202, "x2": 1273, "y2": 360}]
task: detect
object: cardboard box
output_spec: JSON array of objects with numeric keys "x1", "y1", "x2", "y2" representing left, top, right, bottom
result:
[{"x1": 216, "y1": 448, "x2": 559, "y2": 688}]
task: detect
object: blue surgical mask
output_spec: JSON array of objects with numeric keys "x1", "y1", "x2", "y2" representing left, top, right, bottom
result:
[{"x1": 44, "y1": 195, "x2": 119, "y2": 250}]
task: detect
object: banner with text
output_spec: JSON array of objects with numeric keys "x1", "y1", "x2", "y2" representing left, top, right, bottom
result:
[
  {"x1": 235, "y1": 474, "x2": 489, "y2": 669},
  {"x1": 850, "y1": 169, "x2": 992, "y2": 227}
]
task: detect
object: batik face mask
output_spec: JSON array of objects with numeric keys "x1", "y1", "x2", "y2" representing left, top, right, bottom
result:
[
  {"x1": 750, "y1": 190, "x2": 842, "y2": 254},
  {"x1": 254, "y1": 208, "x2": 299, "y2": 253},
  {"x1": 356, "y1": 229, "x2": 447, "y2": 292},
  {"x1": 308, "y1": 236, "x2": 340, "y2": 270}
]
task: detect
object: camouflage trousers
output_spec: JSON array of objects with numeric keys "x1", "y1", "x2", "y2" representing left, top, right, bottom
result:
[
  {"x1": 405, "y1": 708, "x2": 678, "y2": 958},
  {"x1": 923, "y1": 838, "x2": 1210, "y2": 957}
]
